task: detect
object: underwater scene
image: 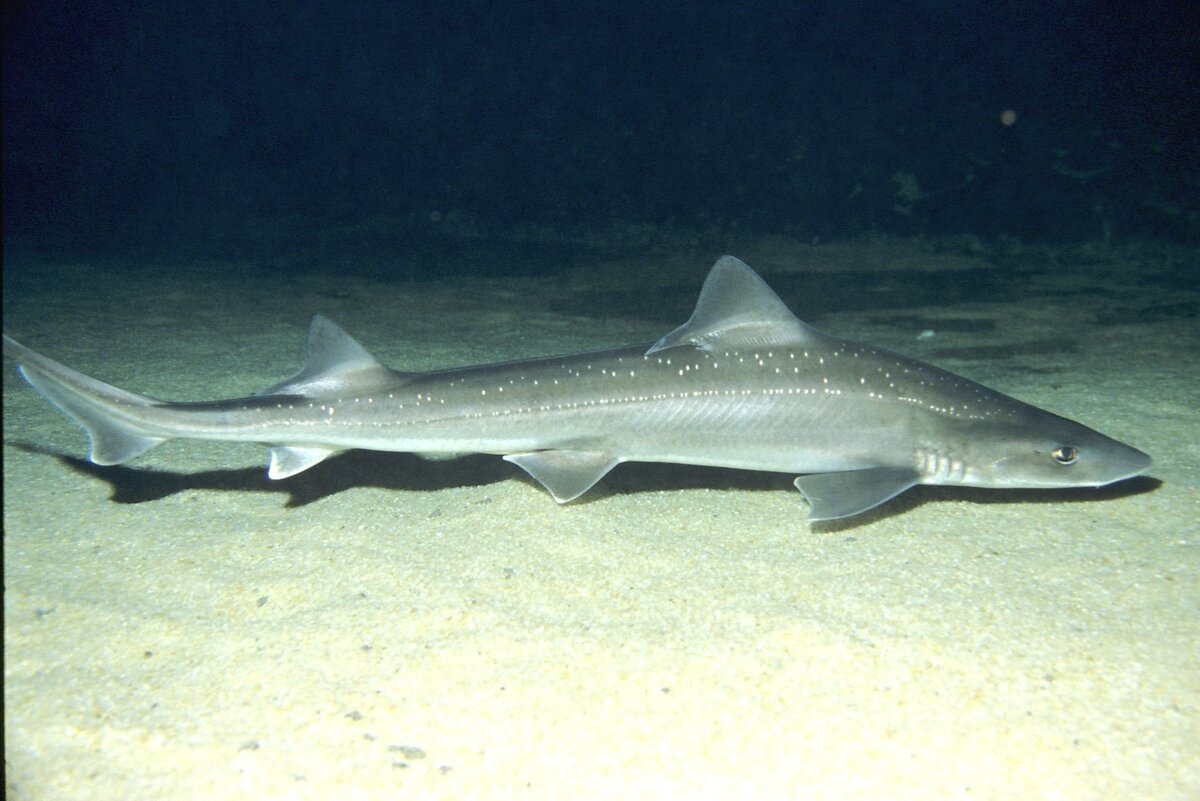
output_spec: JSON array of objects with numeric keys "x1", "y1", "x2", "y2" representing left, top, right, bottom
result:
[{"x1": 3, "y1": 2, "x2": 1197, "y2": 799}]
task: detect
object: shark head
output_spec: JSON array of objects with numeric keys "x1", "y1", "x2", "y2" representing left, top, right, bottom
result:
[{"x1": 972, "y1": 410, "x2": 1152, "y2": 490}]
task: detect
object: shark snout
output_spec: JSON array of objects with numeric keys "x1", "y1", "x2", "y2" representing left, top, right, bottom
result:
[
  {"x1": 984, "y1": 425, "x2": 1153, "y2": 490},
  {"x1": 1094, "y1": 441, "x2": 1152, "y2": 486},
  {"x1": 1052, "y1": 429, "x2": 1152, "y2": 489}
]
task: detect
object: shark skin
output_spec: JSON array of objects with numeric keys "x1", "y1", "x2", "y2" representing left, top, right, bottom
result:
[{"x1": 2, "y1": 256, "x2": 1151, "y2": 521}]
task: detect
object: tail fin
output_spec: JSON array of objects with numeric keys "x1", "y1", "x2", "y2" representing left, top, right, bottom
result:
[{"x1": 4, "y1": 335, "x2": 168, "y2": 464}]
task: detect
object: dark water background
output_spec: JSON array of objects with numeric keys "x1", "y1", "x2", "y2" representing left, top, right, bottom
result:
[{"x1": 3, "y1": 0, "x2": 1196, "y2": 280}]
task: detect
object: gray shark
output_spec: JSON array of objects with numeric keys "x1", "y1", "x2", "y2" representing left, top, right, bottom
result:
[{"x1": 3, "y1": 256, "x2": 1151, "y2": 521}]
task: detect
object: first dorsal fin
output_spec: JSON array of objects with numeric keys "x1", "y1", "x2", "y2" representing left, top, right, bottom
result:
[
  {"x1": 647, "y1": 255, "x2": 820, "y2": 354},
  {"x1": 257, "y1": 315, "x2": 403, "y2": 397}
]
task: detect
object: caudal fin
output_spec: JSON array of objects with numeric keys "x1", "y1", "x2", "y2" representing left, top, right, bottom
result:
[{"x1": 3, "y1": 335, "x2": 168, "y2": 464}]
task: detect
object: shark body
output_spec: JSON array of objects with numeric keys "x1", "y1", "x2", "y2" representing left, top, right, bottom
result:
[{"x1": 3, "y1": 256, "x2": 1150, "y2": 521}]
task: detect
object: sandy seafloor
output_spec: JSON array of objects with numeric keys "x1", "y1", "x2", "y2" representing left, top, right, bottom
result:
[{"x1": 3, "y1": 238, "x2": 1198, "y2": 800}]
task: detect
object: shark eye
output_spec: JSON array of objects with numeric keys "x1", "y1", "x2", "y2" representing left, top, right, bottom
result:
[{"x1": 1052, "y1": 446, "x2": 1078, "y2": 465}]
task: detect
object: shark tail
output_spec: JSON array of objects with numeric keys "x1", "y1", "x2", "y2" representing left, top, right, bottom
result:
[{"x1": 3, "y1": 335, "x2": 168, "y2": 465}]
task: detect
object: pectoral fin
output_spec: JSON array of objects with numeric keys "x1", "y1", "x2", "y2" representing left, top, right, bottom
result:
[
  {"x1": 793, "y1": 468, "x2": 921, "y2": 521},
  {"x1": 504, "y1": 450, "x2": 621, "y2": 503}
]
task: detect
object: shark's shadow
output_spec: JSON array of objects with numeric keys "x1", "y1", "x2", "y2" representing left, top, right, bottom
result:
[
  {"x1": 9, "y1": 442, "x2": 1159, "y2": 525},
  {"x1": 10, "y1": 442, "x2": 784, "y2": 508}
]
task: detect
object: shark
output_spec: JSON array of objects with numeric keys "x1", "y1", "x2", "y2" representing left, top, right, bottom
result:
[{"x1": 2, "y1": 256, "x2": 1151, "y2": 521}]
